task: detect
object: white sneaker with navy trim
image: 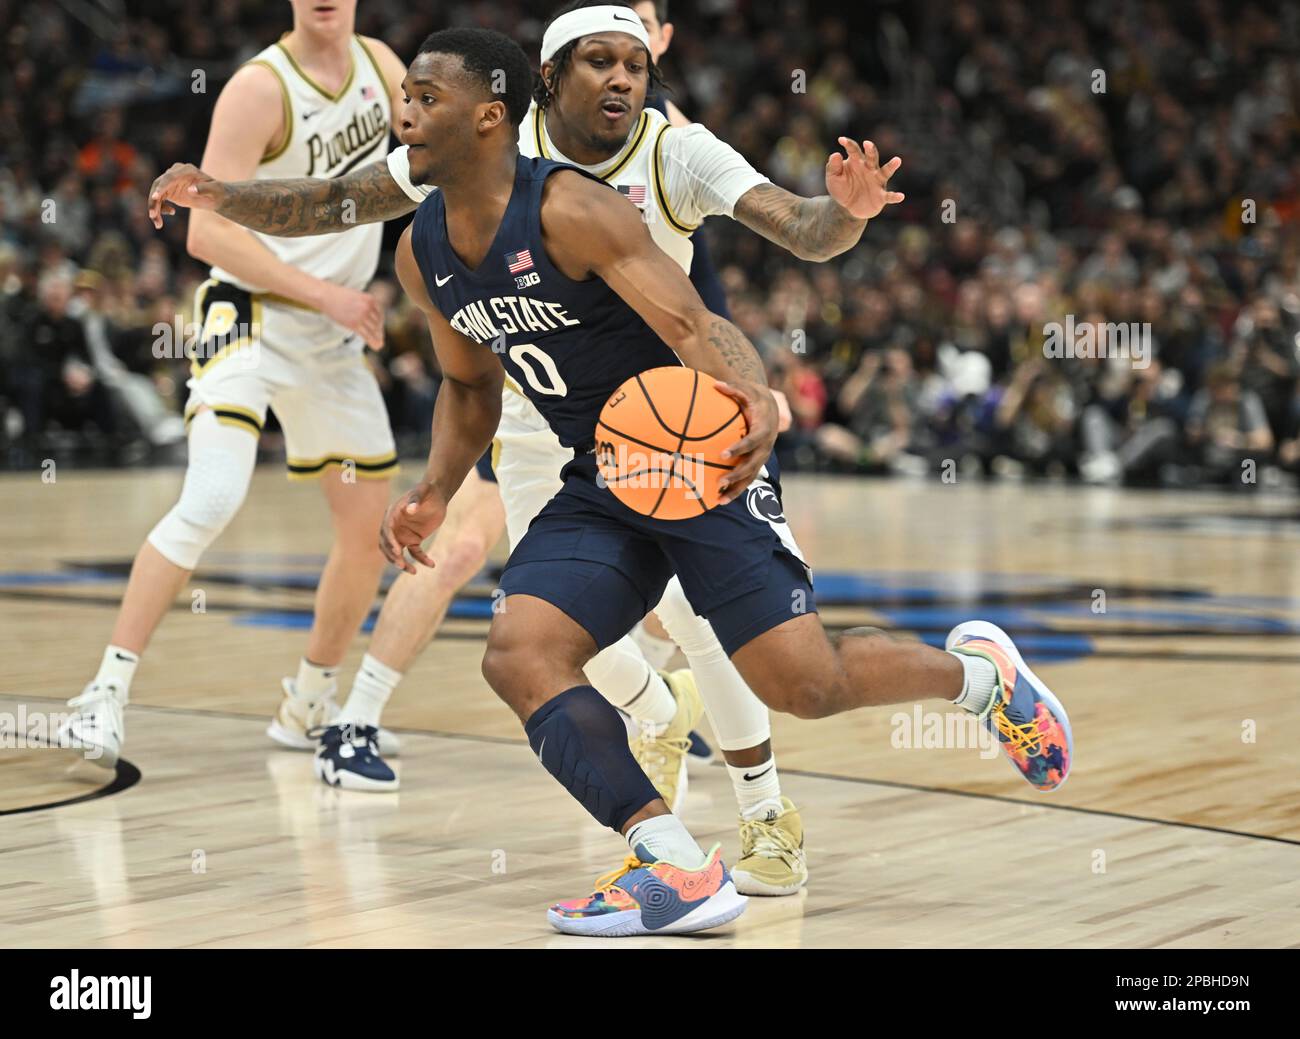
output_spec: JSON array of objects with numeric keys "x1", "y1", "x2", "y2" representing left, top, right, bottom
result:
[{"x1": 267, "y1": 677, "x2": 400, "y2": 757}]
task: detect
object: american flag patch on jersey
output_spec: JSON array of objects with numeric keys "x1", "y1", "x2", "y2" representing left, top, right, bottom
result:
[
  {"x1": 361, "y1": 85, "x2": 377, "y2": 100},
  {"x1": 618, "y1": 184, "x2": 647, "y2": 205},
  {"x1": 506, "y1": 249, "x2": 534, "y2": 274}
]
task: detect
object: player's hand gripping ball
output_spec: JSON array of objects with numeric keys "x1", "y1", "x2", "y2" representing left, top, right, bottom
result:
[{"x1": 596, "y1": 366, "x2": 747, "y2": 519}]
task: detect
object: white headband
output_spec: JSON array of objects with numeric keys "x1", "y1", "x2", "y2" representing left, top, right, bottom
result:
[{"x1": 540, "y1": 5, "x2": 651, "y2": 63}]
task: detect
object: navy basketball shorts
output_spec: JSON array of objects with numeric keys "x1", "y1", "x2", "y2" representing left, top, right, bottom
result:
[{"x1": 498, "y1": 454, "x2": 815, "y2": 656}]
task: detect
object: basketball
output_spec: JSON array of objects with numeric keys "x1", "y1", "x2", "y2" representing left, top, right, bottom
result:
[{"x1": 595, "y1": 366, "x2": 747, "y2": 519}]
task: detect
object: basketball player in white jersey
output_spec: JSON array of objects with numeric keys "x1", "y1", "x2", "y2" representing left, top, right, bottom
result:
[
  {"x1": 60, "y1": 0, "x2": 411, "y2": 767},
  {"x1": 146, "y1": 1, "x2": 898, "y2": 895}
]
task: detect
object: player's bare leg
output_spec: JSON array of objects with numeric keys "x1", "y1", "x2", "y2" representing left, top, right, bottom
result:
[
  {"x1": 60, "y1": 405, "x2": 259, "y2": 767},
  {"x1": 268, "y1": 469, "x2": 391, "y2": 755},
  {"x1": 731, "y1": 615, "x2": 1072, "y2": 792},
  {"x1": 335, "y1": 468, "x2": 504, "y2": 735},
  {"x1": 651, "y1": 577, "x2": 806, "y2": 894},
  {"x1": 482, "y1": 594, "x2": 747, "y2": 936},
  {"x1": 108, "y1": 543, "x2": 191, "y2": 656}
]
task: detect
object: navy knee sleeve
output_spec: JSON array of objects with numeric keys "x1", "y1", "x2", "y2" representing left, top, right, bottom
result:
[{"x1": 524, "y1": 686, "x2": 660, "y2": 832}]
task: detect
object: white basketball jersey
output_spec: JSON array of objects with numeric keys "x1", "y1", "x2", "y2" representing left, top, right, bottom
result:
[
  {"x1": 211, "y1": 36, "x2": 391, "y2": 293},
  {"x1": 520, "y1": 104, "x2": 694, "y2": 274}
]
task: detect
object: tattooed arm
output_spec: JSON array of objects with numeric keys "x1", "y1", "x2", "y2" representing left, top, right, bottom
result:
[
  {"x1": 542, "y1": 171, "x2": 777, "y2": 504},
  {"x1": 148, "y1": 159, "x2": 418, "y2": 236},
  {"x1": 731, "y1": 138, "x2": 904, "y2": 262}
]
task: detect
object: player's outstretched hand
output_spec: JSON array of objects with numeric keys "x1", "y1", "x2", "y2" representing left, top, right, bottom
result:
[
  {"x1": 379, "y1": 481, "x2": 446, "y2": 574},
  {"x1": 715, "y1": 380, "x2": 780, "y2": 506},
  {"x1": 148, "y1": 163, "x2": 226, "y2": 228},
  {"x1": 320, "y1": 286, "x2": 386, "y2": 350},
  {"x1": 826, "y1": 138, "x2": 904, "y2": 221}
]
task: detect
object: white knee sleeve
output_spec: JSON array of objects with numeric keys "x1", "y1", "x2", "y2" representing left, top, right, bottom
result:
[
  {"x1": 583, "y1": 634, "x2": 656, "y2": 709},
  {"x1": 147, "y1": 409, "x2": 257, "y2": 570},
  {"x1": 652, "y1": 576, "x2": 772, "y2": 752}
]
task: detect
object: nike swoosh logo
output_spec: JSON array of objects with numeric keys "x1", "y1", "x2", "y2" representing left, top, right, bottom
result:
[
  {"x1": 613, "y1": 12, "x2": 637, "y2": 21},
  {"x1": 113, "y1": 652, "x2": 134, "y2": 662},
  {"x1": 537, "y1": 736, "x2": 546, "y2": 760},
  {"x1": 435, "y1": 273, "x2": 454, "y2": 286},
  {"x1": 303, "y1": 110, "x2": 320, "y2": 121},
  {"x1": 742, "y1": 765, "x2": 774, "y2": 781}
]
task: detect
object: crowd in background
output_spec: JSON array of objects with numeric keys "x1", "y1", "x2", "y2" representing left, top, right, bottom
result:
[{"x1": 1, "y1": 0, "x2": 1298, "y2": 488}]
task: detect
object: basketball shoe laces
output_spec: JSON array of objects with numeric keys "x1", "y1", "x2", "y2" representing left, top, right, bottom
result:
[
  {"x1": 739, "y1": 814, "x2": 801, "y2": 864},
  {"x1": 308, "y1": 723, "x2": 377, "y2": 755},
  {"x1": 593, "y1": 854, "x2": 647, "y2": 894},
  {"x1": 66, "y1": 684, "x2": 121, "y2": 736},
  {"x1": 990, "y1": 701, "x2": 1046, "y2": 756},
  {"x1": 634, "y1": 732, "x2": 692, "y2": 786}
]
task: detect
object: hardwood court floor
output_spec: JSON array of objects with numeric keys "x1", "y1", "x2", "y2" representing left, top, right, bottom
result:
[{"x1": 1, "y1": 466, "x2": 1298, "y2": 947}]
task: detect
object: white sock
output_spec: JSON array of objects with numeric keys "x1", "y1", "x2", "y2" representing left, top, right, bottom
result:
[
  {"x1": 93, "y1": 645, "x2": 138, "y2": 698},
  {"x1": 951, "y1": 651, "x2": 998, "y2": 715},
  {"x1": 632, "y1": 620, "x2": 677, "y2": 670},
  {"x1": 339, "y1": 653, "x2": 401, "y2": 728},
  {"x1": 727, "y1": 756, "x2": 783, "y2": 820},
  {"x1": 625, "y1": 814, "x2": 705, "y2": 867},
  {"x1": 584, "y1": 640, "x2": 677, "y2": 734},
  {"x1": 293, "y1": 658, "x2": 340, "y2": 705}
]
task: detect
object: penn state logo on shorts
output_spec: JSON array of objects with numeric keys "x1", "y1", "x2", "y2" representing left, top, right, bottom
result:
[{"x1": 746, "y1": 483, "x2": 786, "y2": 524}]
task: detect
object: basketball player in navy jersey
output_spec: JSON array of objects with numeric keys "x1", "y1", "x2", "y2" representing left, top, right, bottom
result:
[
  {"x1": 372, "y1": 27, "x2": 1071, "y2": 936},
  {"x1": 146, "y1": 1, "x2": 903, "y2": 900}
]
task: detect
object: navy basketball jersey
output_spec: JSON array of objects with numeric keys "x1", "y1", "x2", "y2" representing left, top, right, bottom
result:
[{"x1": 410, "y1": 155, "x2": 681, "y2": 451}]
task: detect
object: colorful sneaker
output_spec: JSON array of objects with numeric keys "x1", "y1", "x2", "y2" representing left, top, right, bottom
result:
[
  {"x1": 547, "y1": 844, "x2": 747, "y2": 937},
  {"x1": 733, "y1": 796, "x2": 808, "y2": 896},
  {"x1": 685, "y1": 729, "x2": 715, "y2": 773},
  {"x1": 267, "y1": 677, "x2": 400, "y2": 757},
  {"x1": 947, "y1": 621, "x2": 1073, "y2": 791},
  {"x1": 629, "y1": 669, "x2": 704, "y2": 813},
  {"x1": 312, "y1": 723, "x2": 399, "y2": 792}
]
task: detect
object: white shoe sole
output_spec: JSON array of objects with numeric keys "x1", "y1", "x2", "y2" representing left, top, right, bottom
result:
[
  {"x1": 314, "y1": 757, "x2": 399, "y2": 793},
  {"x1": 685, "y1": 748, "x2": 715, "y2": 773},
  {"x1": 267, "y1": 717, "x2": 401, "y2": 757},
  {"x1": 57, "y1": 725, "x2": 120, "y2": 770},
  {"x1": 732, "y1": 868, "x2": 807, "y2": 897},
  {"x1": 947, "y1": 620, "x2": 1074, "y2": 792},
  {"x1": 547, "y1": 881, "x2": 748, "y2": 937}
]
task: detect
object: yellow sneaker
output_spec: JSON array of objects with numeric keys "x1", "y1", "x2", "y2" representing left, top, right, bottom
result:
[
  {"x1": 733, "y1": 797, "x2": 808, "y2": 896},
  {"x1": 630, "y1": 669, "x2": 704, "y2": 813}
]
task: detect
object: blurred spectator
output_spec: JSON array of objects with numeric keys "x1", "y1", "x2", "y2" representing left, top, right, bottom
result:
[
  {"x1": 0, "y1": 0, "x2": 1296, "y2": 490},
  {"x1": 1185, "y1": 363, "x2": 1275, "y2": 484}
]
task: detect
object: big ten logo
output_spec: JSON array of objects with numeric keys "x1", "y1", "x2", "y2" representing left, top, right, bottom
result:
[
  {"x1": 514, "y1": 271, "x2": 540, "y2": 290},
  {"x1": 192, "y1": 849, "x2": 207, "y2": 874}
]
